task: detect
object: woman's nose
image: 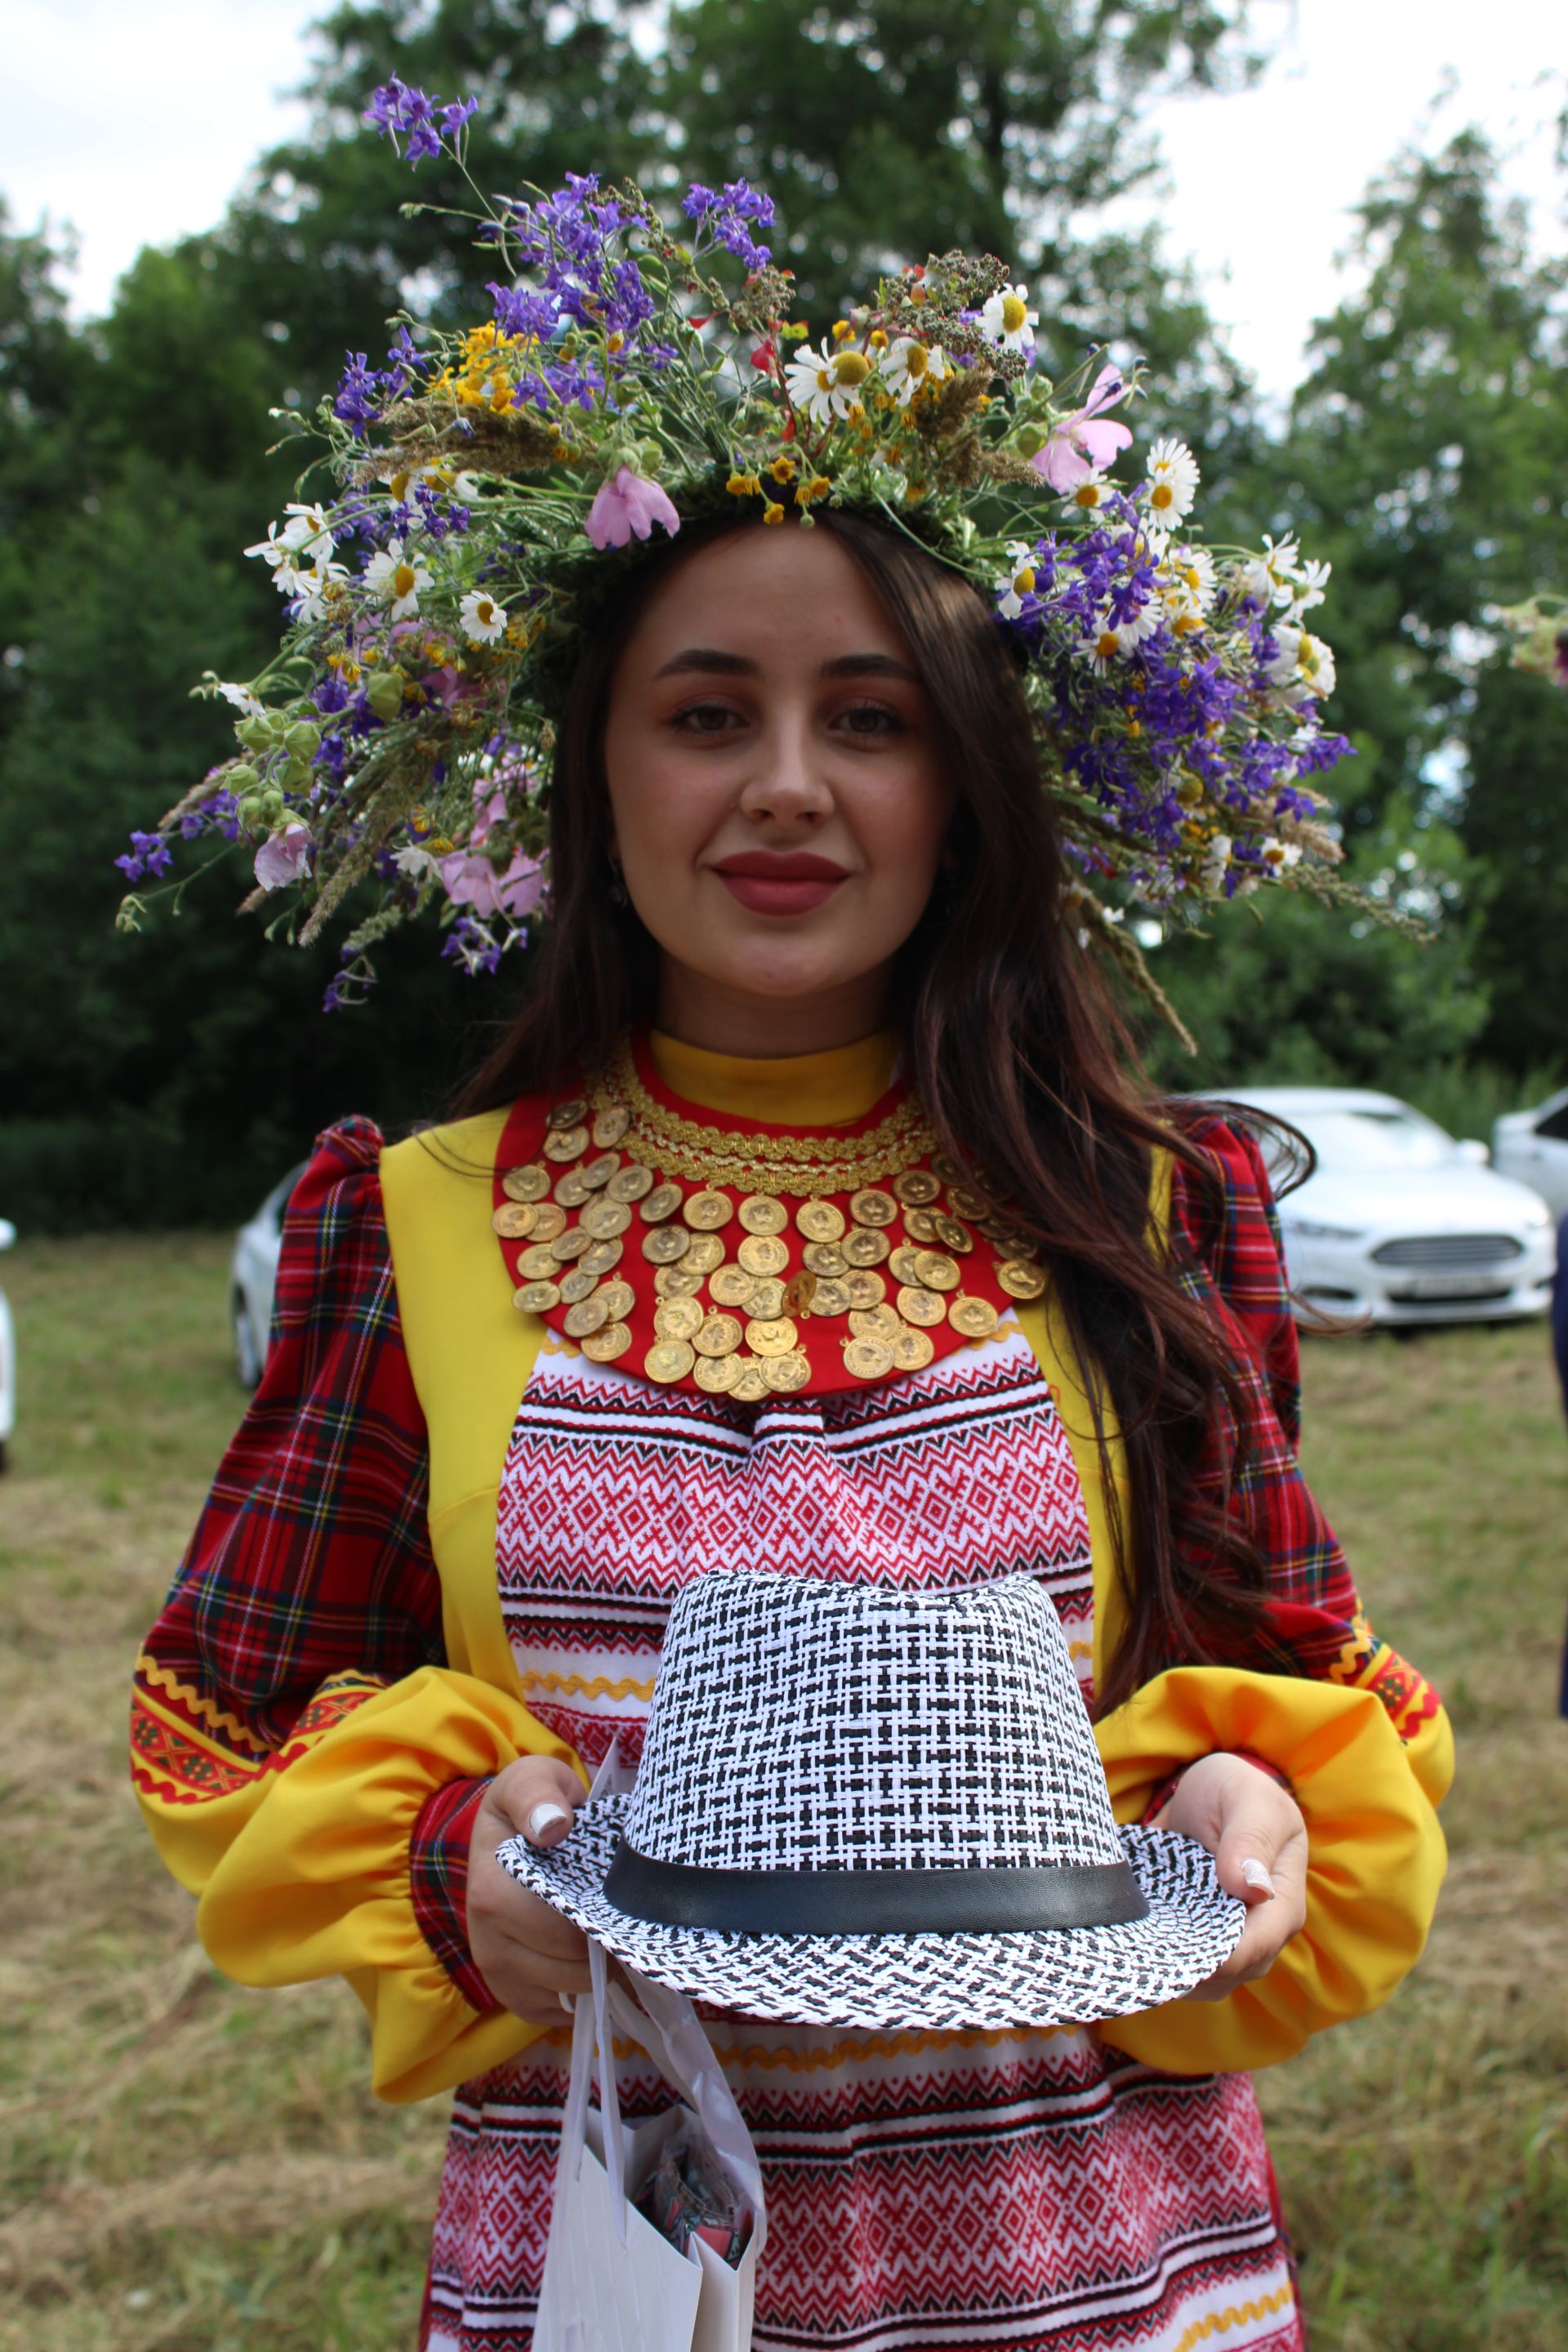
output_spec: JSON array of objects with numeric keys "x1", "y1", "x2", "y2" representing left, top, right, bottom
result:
[{"x1": 735, "y1": 717, "x2": 834, "y2": 826}]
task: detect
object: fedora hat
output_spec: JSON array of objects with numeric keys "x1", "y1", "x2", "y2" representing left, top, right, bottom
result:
[{"x1": 498, "y1": 1570, "x2": 1243, "y2": 2029}]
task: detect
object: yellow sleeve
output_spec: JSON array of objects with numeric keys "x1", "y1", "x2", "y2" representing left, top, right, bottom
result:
[{"x1": 1094, "y1": 1664, "x2": 1448, "y2": 2074}]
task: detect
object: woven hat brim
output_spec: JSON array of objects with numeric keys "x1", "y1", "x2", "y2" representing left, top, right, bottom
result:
[{"x1": 496, "y1": 1797, "x2": 1245, "y2": 2030}]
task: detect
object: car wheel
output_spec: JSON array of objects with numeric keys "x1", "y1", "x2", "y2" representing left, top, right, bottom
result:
[{"x1": 233, "y1": 1291, "x2": 265, "y2": 1389}]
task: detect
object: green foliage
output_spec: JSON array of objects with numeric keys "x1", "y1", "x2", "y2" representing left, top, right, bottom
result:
[{"x1": 1458, "y1": 662, "x2": 1568, "y2": 1085}]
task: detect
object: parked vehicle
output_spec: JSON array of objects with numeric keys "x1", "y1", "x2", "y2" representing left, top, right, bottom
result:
[
  {"x1": 230, "y1": 1165, "x2": 306, "y2": 1388},
  {"x1": 1492, "y1": 1086, "x2": 1568, "y2": 1221},
  {"x1": 0, "y1": 1218, "x2": 15, "y2": 1471},
  {"x1": 1216, "y1": 1086, "x2": 1555, "y2": 1328}
]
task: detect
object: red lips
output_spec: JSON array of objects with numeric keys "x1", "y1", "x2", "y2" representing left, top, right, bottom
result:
[{"x1": 711, "y1": 850, "x2": 849, "y2": 916}]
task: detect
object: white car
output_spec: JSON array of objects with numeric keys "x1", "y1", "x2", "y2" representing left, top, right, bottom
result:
[
  {"x1": 231, "y1": 1165, "x2": 306, "y2": 1387},
  {"x1": 1214, "y1": 1086, "x2": 1556, "y2": 1327},
  {"x1": 0, "y1": 1218, "x2": 15, "y2": 1471},
  {"x1": 1492, "y1": 1087, "x2": 1568, "y2": 1222}
]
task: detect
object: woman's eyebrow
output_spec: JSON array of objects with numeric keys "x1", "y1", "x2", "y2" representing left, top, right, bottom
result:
[
  {"x1": 653, "y1": 648, "x2": 755, "y2": 677},
  {"x1": 651, "y1": 648, "x2": 919, "y2": 681},
  {"x1": 819, "y1": 652, "x2": 920, "y2": 683}
]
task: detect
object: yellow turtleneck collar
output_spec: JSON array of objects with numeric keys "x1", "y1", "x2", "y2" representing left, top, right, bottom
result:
[{"x1": 648, "y1": 1029, "x2": 899, "y2": 1128}]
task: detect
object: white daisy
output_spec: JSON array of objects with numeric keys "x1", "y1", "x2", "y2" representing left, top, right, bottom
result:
[
  {"x1": 1263, "y1": 624, "x2": 1334, "y2": 706},
  {"x1": 1258, "y1": 835, "x2": 1303, "y2": 871},
  {"x1": 1261, "y1": 533, "x2": 1302, "y2": 604},
  {"x1": 1200, "y1": 832, "x2": 1233, "y2": 889},
  {"x1": 363, "y1": 537, "x2": 432, "y2": 621},
  {"x1": 1159, "y1": 545, "x2": 1217, "y2": 636},
  {"x1": 394, "y1": 844, "x2": 440, "y2": 880},
  {"x1": 880, "y1": 336, "x2": 948, "y2": 405},
  {"x1": 1297, "y1": 631, "x2": 1336, "y2": 698},
  {"x1": 1227, "y1": 554, "x2": 1274, "y2": 608},
  {"x1": 287, "y1": 561, "x2": 348, "y2": 625},
  {"x1": 1076, "y1": 611, "x2": 1130, "y2": 676},
  {"x1": 243, "y1": 520, "x2": 292, "y2": 571},
  {"x1": 1285, "y1": 557, "x2": 1331, "y2": 619},
  {"x1": 217, "y1": 682, "x2": 267, "y2": 719},
  {"x1": 1060, "y1": 470, "x2": 1115, "y2": 517},
  {"x1": 978, "y1": 282, "x2": 1038, "y2": 352},
  {"x1": 784, "y1": 339, "x2": 874, "y2": 423},
  {"x1": 1143, "y1": 439, "x2": 1200, "y2": 530},
  {"x1": 994, "y1": 540, "x2": 1039, "y2": 620},
  {"x1": 460, "y1": 587, "x2": 509, "y2": 644},
  {"x1": 279, "y1": 501, "x2": 337, "y2": 565}
]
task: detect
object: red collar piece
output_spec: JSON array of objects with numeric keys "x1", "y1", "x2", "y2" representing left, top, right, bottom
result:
[{"x1": 491, "y1": 1036, "x2": 1048, "y2": 1400}]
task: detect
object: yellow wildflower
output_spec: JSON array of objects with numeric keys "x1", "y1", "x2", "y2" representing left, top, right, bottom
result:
[
  {"x1": 762, "y1": 501, "x2": 786, "y2": 526},
  {"x1": 768, "y1": 455, "x2": 797, "y2": 484},
  {"x1": 726, "y1": 470, "x2": 762, "y2": 497}
]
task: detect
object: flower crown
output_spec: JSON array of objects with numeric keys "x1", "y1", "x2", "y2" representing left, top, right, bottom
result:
[{"x1": 117, "y1": 78, "x2": 1353, "y2": 1022}]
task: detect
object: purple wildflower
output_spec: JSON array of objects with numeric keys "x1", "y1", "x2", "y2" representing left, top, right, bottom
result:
[
  {"x1": 115, "y1": 829, "x2": 173, "y2": 883},
  {"x1": 365, "y1": 77, "x2": 478, "y2": 165}
]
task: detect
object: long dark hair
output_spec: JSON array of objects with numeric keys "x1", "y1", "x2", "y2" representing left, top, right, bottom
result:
[{"x1": 452, "y1": 508, "x2": 1281, "y2": 1713}]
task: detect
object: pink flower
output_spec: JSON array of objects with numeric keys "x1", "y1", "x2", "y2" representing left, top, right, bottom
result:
[
  {"x1": 1032, "y1": 364, "x2": 1134, "y2": 492},
  {"x1": 586, "y1": 466, "x2": 681, "y2": 550},
  {"x1": 253, "y1": 822, "x2": 314, "y2": 890},
  {"x1": 439, "y1": 846, "x2": 546, "y2": 920}
]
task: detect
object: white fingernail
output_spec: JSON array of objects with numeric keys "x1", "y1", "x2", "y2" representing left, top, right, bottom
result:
[
  {"x1": 528, "y1": 1802, "x2": 572, "y2": 1844},
  {"x1": 1241, "y1": 1858, "x2": 1276, "y2": 1896}
]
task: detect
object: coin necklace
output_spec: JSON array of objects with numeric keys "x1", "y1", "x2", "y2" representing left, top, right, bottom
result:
[{"x1": 492, "y1": 1055, "x2": 1052, "y2": 1392}]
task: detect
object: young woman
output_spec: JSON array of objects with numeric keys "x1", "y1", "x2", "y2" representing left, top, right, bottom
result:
[{"x1": 131, "y1": 507, "x2": 1450, "y2": 2352}]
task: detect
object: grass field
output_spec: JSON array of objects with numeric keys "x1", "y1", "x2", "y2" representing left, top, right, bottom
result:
[{"x1": 1, "y1": 1234, "x2": 1565, "y2": 2351}]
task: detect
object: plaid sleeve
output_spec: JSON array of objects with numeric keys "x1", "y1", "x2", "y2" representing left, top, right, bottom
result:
[{"x1": 1167, "y1": 1116, "x2": 1444, "y2": 1751}]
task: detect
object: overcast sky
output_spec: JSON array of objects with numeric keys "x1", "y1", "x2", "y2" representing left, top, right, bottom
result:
[{"x1": 4, "y1": 0, "x2": 1562, "y2": 399}]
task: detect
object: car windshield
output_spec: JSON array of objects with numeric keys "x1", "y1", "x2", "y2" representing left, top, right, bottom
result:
[{"x1": 1291, "y1": 1107, "x2": 1458, "y2": 1172}]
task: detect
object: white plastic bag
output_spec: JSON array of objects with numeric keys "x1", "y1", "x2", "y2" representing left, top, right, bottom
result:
[{"x1": 532, "y1": 1753, "x2": 766, "y2": 2352}]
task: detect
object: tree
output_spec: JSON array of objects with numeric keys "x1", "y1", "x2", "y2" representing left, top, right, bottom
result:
[{"x1": 1456, "y1": 662, "x2": 1568, "y2": 1081}]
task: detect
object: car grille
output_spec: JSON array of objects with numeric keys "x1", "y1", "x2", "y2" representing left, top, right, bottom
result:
[{"x1": 1370, "y1": 1233, "x2": 1524, "y2": 1267}]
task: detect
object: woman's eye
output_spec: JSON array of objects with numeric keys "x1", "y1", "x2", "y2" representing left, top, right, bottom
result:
[
  {"x1": 670, "y1": 702, "x2": 744, "y2": 735},
  {"x1": 835, "y1": 702, "x2": 903, "y2": 737}
]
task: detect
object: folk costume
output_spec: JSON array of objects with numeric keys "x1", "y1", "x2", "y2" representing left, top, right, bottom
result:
[{"x1": 132, "y1": 1029, "x2": 1451, "y2": 2352}]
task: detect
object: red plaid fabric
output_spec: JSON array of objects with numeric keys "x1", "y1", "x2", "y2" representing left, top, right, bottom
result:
[{"x1": 131, "y1": 1107, "x2": 1437, "y2": 2002}]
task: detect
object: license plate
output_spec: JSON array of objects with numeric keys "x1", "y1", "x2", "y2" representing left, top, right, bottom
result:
[{"x1": 1391, "y1": 1274, "x2": 1510, "y2": 1300}]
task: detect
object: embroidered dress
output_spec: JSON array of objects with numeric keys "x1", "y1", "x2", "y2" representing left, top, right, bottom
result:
[{"x1": 131, "y1": 1036, "x2": 1453, "y2": 2352}]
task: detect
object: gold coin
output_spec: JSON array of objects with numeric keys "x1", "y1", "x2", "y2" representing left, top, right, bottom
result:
[
  {"x1": 849, "y1": 1303, "x2": 901, "y2": 1344},
  {"x1": 564, "y1": 1294, "x2": 611, "y2": 1339},
  {"x1": 913, "y1": 1250, "x2": 960, "y2": 1293},
  {"x1": 737, "y1": 1233, "x2": 789, "y2": 1278},
  {"x1": 559, "y1": 1264, "x2": 600, "y2": 1304},
  {"x1": 892, "y1": 1169, "x2": 940, "y2": 1206},
  {"x1": 949, "y1": 1293, "x2": 1000, "y2": 1339},
  {"x1": 579, "y1": 1152, "x2": 620, "y2": 1192},
  {"x1": 931, "y1": 1152, "x2": 964, "y2": 1185},
  {"x1": 581, "y1": 1198, "x2": 631, "y2": 1240},
  {"x1": 796, "y1": 1200, "x2": 845, "y2": 1244},
  {"x1": 544, "y1": 1124, "x2": 589, "y2": 1162},
  {"x1": 737, "y1": 1195, "x2": 787, "y2": 1236},
  {"x1": 492, "y1": 1201, "x2": 537, "y2": 1239},
  {"x1": 693, "y1": 1312, "x2": 743, "y2": 1357},
  {"x1": 842, "y1": 1227, "x2": 890, "y2": 1267},
  {"x1": 550, "y1": 1226, "x2": 592, "y2": 1263},
  {"x1": 801, "y1": 1241, "x2": 847, "y2": 1279},
  {"x1": 898, "y1": 1285, "x2": 947, "y2": 1328},
  {"x1": 947, "y1": 1183, "x2": 991, "y2": 1221},
  {"x1": 531, "y1": 1202, "x2": 568, "y2": 1242},
  {"x1": 554, "y1": 1170, "x2": 592, "y2": 1209},
  {"x1": 934, "y1": 1214, "x2": 974, "y2": 1254},
  {"x1": 729, "y1": 1356, "x2": 769, "y2": 1402},
  {"x1": 547, "y1": 1097, "x2": 589, "y2": 1131},
  {"x1": 710, "y1": 1264, "x2": 755, "y2": 1309},
  {"x1": 849, "y1": 1187, "x2": 898, "y2": 1228},
  {"x1": 693, "y1": 1350, "x2": 740, "y2": 1393},
  {"x1": 654, "y1": 1296, "x2": 705, "y2": 1342},
  {"x1": 889, "y1": 1244, "x2": 926, "y2": 1286},
  {"x1": 581, "y1": 1237, "x2": 624, "y2": 1278},
  {"x1": 843, "y1": 1336, "x2": 893, "y2": 1380},
  {"x1": 746, "y1": 1316, "x2": 799, "y2": 1358},
  {"x1": 746, "y1": 1276, "x2": 786, "y2": 1319},
  {"x1": 608, "y1": 1163, "x2": 655, "y2": 1204},
  {"x1": 598, "y1": 1279, "x2": 635, "y2": 1321},
  {"x1": 844, "y1": 1269, "x2": 888, "y2": 1311},
  {"x1": 643, "y1": 1224, "x2": 692, "y2": 1265},
  {"x1": 640, "y1": 1181, "x2": 684, "y2": 1223},
  {"x1": 684, "y1": 1187, "x2": 733, "y2": 1232},
  {"x1": 581, "y1": 1320, "x2": 633, "y2": 1363},
  {"x1": 502, "y1": 1164, "x2": 550, "y2": 1204},
  {"x1": 808, "y1": 1276, "x2": 853, "y2": 1317},
  {"x1": 996, "y1": 1258, "x2": 1048, "y2": 1301},
  {"x1": 783, "y1": 1270, "x2": 819, "y2": 1316},
  {"x1": 889, "y1": 1324, "x2": 936, "y2": 1371},
  {"x1": 653, "y1": 1263, "x2": 706, "y2": 1298},
  {"x1": 514, "y1": 1278, "x2": 560, "y2": 1313},
  {"x1": 762, "y1": 1349, "x2": 811, "y2": 1392},
  {"x1": 518, "y1": 1242, "x2": 563, "y2": 1281},
  {"x1": 683, "y1": 1232, "x2": 725, "y2": 1276},
  {"x1": 902, "y1": 1207, "x2": 938, "y2": 1245},
  {"x1": 644, "y1": 1339, "x2": 695, "y2": 1384},
  {"x1": 592, "y1": 1103, "x2": 631, "y2": 1147}
]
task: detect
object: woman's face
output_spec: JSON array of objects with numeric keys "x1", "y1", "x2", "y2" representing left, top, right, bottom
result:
[{"x1": 601, "y1": 523, "x2": 955, "y2": 1051}]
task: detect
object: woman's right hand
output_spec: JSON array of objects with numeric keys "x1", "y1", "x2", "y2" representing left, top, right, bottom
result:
[{"x1": 466, "y1": 1756, "x2": 592, "y2": 2023}]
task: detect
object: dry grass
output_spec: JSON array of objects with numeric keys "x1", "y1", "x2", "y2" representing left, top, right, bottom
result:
[{"x1": 1, "y1": 1236, "x2": 1565, "y2": 2350}]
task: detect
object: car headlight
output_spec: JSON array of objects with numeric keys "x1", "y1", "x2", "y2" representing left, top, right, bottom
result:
[
  {"x1": 1523, "y1": 1202, "x2": 1552, "y2": 1229},
  {"x1": 1281, "y1": 1217, "x2": 1367, "y2": 1243}
]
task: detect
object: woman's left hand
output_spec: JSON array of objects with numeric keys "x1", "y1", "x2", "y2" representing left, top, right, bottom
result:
[{"x1": 1153, "y1": 1752, "x2": 1308, "y2": 2002}]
